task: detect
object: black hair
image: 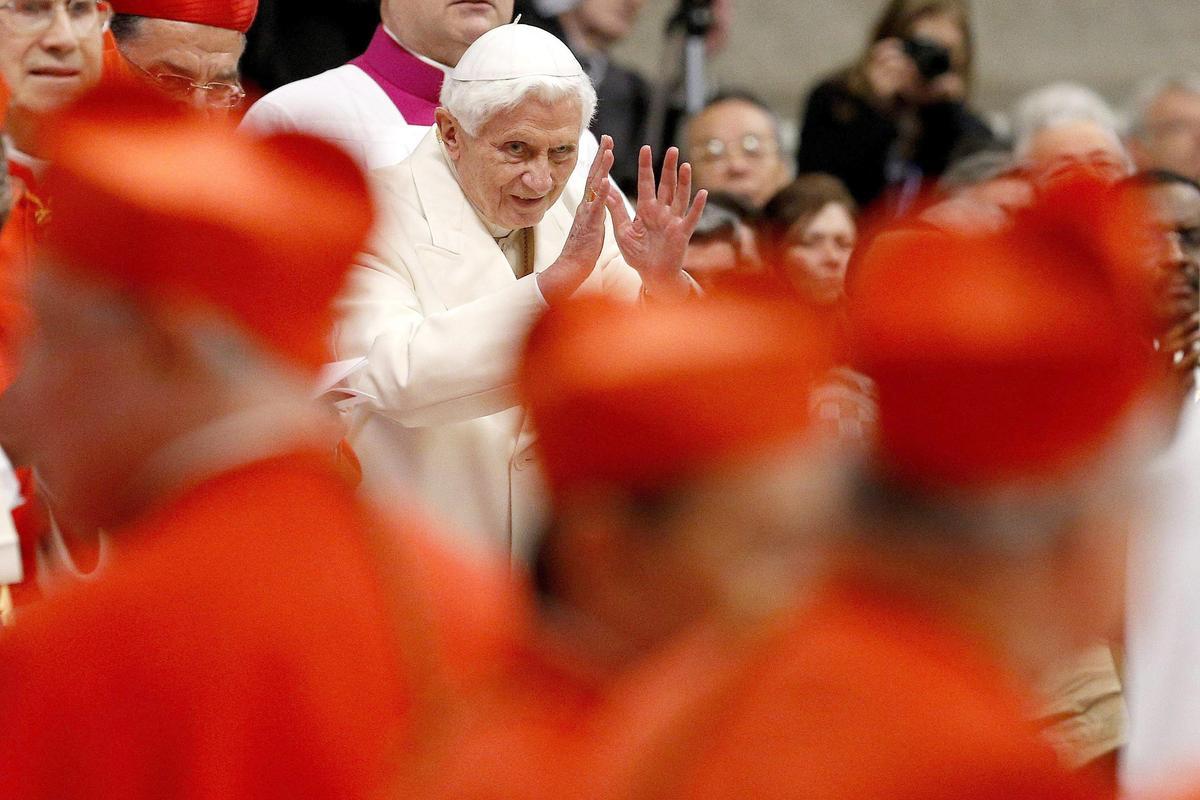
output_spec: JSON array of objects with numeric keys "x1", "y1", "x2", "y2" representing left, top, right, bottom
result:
[{"x1": 108, "y1": 14, "x2": 145, "y2": 43}]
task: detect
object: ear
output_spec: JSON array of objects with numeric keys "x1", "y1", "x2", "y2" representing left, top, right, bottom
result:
[{"x1": 435, "y1": 107, "x2": 465, "y2": 162}]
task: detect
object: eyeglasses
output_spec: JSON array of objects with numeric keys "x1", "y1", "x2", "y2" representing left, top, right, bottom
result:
[
  {"x1": 694, "y1": 133, "x2": 776, "y2": 164},
  {"x1": 127, "y1": 59, "x2": 246, "y2": 109},
  {"x1": 0, "y1": 0, "x2": 111, "y2": 36}
]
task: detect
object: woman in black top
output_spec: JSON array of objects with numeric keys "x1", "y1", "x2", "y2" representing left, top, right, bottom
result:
[{"x1": 797, "y1": 0, "x2": 993, "y2": 213}]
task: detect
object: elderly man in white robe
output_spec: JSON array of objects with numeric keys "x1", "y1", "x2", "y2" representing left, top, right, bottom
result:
[{"x1": 336, "y1": 23, "x2": 707, "y2": 558}]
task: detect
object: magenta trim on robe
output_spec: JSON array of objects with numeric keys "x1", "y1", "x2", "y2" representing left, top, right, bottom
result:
[{"x1": 349, "y1": 26, "x2": 443, "y2": 126}]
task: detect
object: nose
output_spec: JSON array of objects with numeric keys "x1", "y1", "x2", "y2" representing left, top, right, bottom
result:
[
  {"x1": 1165, "y1": 231, "x2": 1189, "y2": 270},
  {"x1": 38, "y1": 3, "x2": 80, "y2": 51},
  {"x1": 522, "y1": 161, "x2": 553, "y2": 195}
]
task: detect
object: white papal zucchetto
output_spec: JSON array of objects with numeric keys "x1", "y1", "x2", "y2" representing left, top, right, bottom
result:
[{"x1": 450, "y1": 21, "x2": 585, "y2": 82}]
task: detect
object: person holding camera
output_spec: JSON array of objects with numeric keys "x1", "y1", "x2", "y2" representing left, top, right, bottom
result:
[{"x1": 796, "y1": 0, "x2": 993, "y2": 212}]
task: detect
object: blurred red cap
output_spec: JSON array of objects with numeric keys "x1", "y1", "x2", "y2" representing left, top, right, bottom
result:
[
  {"x1": 851, "y1": 172, "x2": 1162, "y2": 490},
  {"x1": 109, "y1": 0, "x2": 257, "y2": 32},
  {"x1": 40, "y1": 84, "x2": 373, "y2": 372},
  {"x1": 519, "y1": 295, "x2": 836, "y2": 500}
]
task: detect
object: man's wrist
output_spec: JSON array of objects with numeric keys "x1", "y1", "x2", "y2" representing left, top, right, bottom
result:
[{"x1": 641, "y1": 270, "x2": 695, "y2": 302}]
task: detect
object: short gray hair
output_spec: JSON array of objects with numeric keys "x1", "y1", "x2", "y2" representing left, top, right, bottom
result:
[
  {"x1": 439, "y1": 74, "x2": 597, "y2": 138},
  {"x1": 1127, "y1": 73, "x2": 1200, "y2": 139}
]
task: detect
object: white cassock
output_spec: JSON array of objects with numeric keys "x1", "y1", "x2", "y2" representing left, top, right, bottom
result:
[
  {"x1": 1123, "y1": 392, "x2": 1200, "y2": 793},
  {"x1": 334, "y1": 128, "x2": 642, "y2": 558}
]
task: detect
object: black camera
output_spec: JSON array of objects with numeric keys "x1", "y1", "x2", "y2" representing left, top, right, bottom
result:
[{"x1": 902, "y1": 36, "x2": 953, "y2": 82}]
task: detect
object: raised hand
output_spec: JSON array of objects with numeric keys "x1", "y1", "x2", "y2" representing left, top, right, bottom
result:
[
  {"x1": 603, "y1": 145, "x2": 708, "y2": 300},
  {"x1": 537, "y1": 135, "x2": 615, "y2": 305}
]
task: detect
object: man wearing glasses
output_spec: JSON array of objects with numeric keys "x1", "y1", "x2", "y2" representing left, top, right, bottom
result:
[
  {"x1": 683, "y1": 90, "x2": 793, "y2": 211},
  {"x1": 108, "y1": 0, "x2": 255, "y2": 115},
  {"x1": 1, "y1": 0, "x2": 112, "y2": 181}
]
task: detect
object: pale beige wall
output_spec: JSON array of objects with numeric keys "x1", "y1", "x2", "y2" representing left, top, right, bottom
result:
[{"x1": 611, "y1": 0, "x2": 1200, "y2": 138}]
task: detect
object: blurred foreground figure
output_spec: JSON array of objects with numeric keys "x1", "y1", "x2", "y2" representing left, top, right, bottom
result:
[
  {"x1": 0, "y1": 87, "x2": 518, "y2": 799},
  {"x1": 402, "y1": 294, "x2": 848, "y2": 797},
  {"x1": 108, "y1": 0, "x2": 256, "y2": 116},
  {"x1": 572, "y1": 176, "x2": 1164, "y2": 800}
]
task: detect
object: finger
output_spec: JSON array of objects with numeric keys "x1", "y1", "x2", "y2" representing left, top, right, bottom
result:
[
  {"x1": 636, "y1": 145, "x2": 655, "y2": 210},
  {"x1": 605, "y1": 179, "x2": 634, "y2": 232},
  {"x1": 680, "y1": 189, "x2": 709, "y2": 238},
  {"x1": 658, "y1": 147, "x2": 679, "y2": 208},
  {"x1": 673, "y1": 161, "x2": 693, "y2": 217},
  {"x1": 586, "y1": 134, "x2": 614, "y2": 185}
]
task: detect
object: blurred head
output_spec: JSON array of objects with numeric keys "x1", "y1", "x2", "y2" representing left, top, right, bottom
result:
[
  {"x1": 1128, "y1": 74, "x2": 1200, "y2": 182},
  {"x1": 685, "y1": 92, "x2": 792, "y2": 210},
  {"x1": 110, "y1": 14, "x2": 248, "y2": 115},
  {"x1": 382, "y1": 0, "x2": 515, "y2": 68},
  {"x1": 759, "y1": 174, "x2": 858, "y2": 306},
  {"x1": 862, "y1": 0, "x2": 973, "y2": 89},
  {"x1": 922, "y1": 150, "x2": 1034, "y2": 234},
  {"x1": 438, "y1": 24, "x2": 595, "y2": 229},
  {"x1": 1012, "y1": 83, "x2": 1131, "y2": 188},
  {"x1": 1019, "y1": 120, "x2": 1132, "y2": 189},
  {"x1": 560, "y1": 0, "x2": 647, "y2": 52},
  {"x1": 681, "y1": 193, "x2": 760, "y2": 291},
  {"x1": 850, "y1": 177, "x2": 1167, "y2": 668},
  {"x1": 0, "y1": 0, "x2": 111, "y2": 116},
  {"x1": 1, "y1": 85, "x2": 373, "y2": 531},
  {"x1": 522, "y1": 297, "x2": 846, "y2": 663}
]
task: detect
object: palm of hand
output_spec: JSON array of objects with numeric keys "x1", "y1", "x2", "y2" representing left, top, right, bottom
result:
[{"x1": 606, "y1": 145, "x2": 708, "y2": 290}]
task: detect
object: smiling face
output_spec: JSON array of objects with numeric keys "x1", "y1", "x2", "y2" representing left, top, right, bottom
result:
[
  {"x1": 0, "y1": 1, "x2": 107, "y2": 115},
  {"x1": 438, "y1": 95, "x2": 582, "y2": 230},
  {"x1": 783, "y1": 202, "x2": 857, "y2": 306},
  {"x1": 384, "y1": 0, "x2": 514, "y2": 67}
]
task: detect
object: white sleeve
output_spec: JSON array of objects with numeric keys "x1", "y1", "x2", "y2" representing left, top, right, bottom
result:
[
  {"x1": 336, "y1": 251, "x2": 548, "y2": 429},
  {"x1": 238, "y1": 95, "x2": 300, "y2": 136}
]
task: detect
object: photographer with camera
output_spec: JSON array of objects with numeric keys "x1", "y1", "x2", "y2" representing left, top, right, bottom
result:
[{"x1": 796, "y1": 0, "x2": 993, "y2": 212}]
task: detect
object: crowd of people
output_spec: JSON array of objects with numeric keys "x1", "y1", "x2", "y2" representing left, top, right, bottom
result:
[{"x1": 0, "y1": 0, "x2": 1198, "y2": 797}]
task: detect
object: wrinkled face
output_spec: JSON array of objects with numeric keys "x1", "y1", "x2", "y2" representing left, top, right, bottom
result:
[
  {"x1": 783, "y1": 202, "x2": 857, "y2": 306},
  {"x1": 387, "y1": 0, "x2": 514, "y2": 67},
  {"x1": 439, "y1": 96, "x2": 582, "y2": 230},
  {"x1": 1136, "y1": 89, "x2": 1200, "y2": 182},
  {"x1": 1024, "y1": 121, "x2": 1131, "y2": 188},
  {"x1": 0, "y1": 0, "x2": 108, "y2": 115},
  {"x1": 688, "y1": 99, "x2": 790, "y2": 209},
  {"x1": 576, "y1": 0, "x2": 647, "y2": 46},
  {"x1": 116, "y1": 18, "x2": 246, "y2": 116},
  {"x1": 4, "y1": 267, "x2": 155, "y2": 530}
]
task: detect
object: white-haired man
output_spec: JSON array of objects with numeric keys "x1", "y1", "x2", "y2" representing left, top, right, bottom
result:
[
  {"x1": 336, "y1": 23, "x2": 707, "y2": 557},
  {"x1": 1011, "y1": 82, "x2": 1133, "y2": 188},
  {"x1": 1128, "y1": 74, "x2": 1200, "y2": 183}
]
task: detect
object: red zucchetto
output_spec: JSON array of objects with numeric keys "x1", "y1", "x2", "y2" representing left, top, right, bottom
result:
[
  {"x1": 39, "y1": 84, "x2": 373, "y2": 372},
  {"x1": 109, "y1": 0, "x2": 257, "y2": 32},
  {"x1": 850, "y1": 172, "x2": 1163, "y2": 490},
  {"x1": 519, "y1": 295, "x2": 835, "y2": 499}
]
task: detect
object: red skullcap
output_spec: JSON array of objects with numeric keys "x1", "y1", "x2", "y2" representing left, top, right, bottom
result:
[
  {"x1": 41, "y1": 84, "x2": 373, "y2": 372},
  {"x1": 519, "y1": 296, "x2": 835, "y2": 499},
  {"x1": 110, "y1": 0, "x2": 257, "y2": 32},
  {"x1": 851, "y1": 172, "x2": 1162, "y2": 490}
]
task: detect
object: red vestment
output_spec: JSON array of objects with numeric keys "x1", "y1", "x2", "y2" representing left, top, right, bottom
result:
[
  {"x1": 586, "y1": 580, "x2": 1113, "y2": 800},
  {"x1": 0, "y1": 451, "x2": 522, "y2": 799}
]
